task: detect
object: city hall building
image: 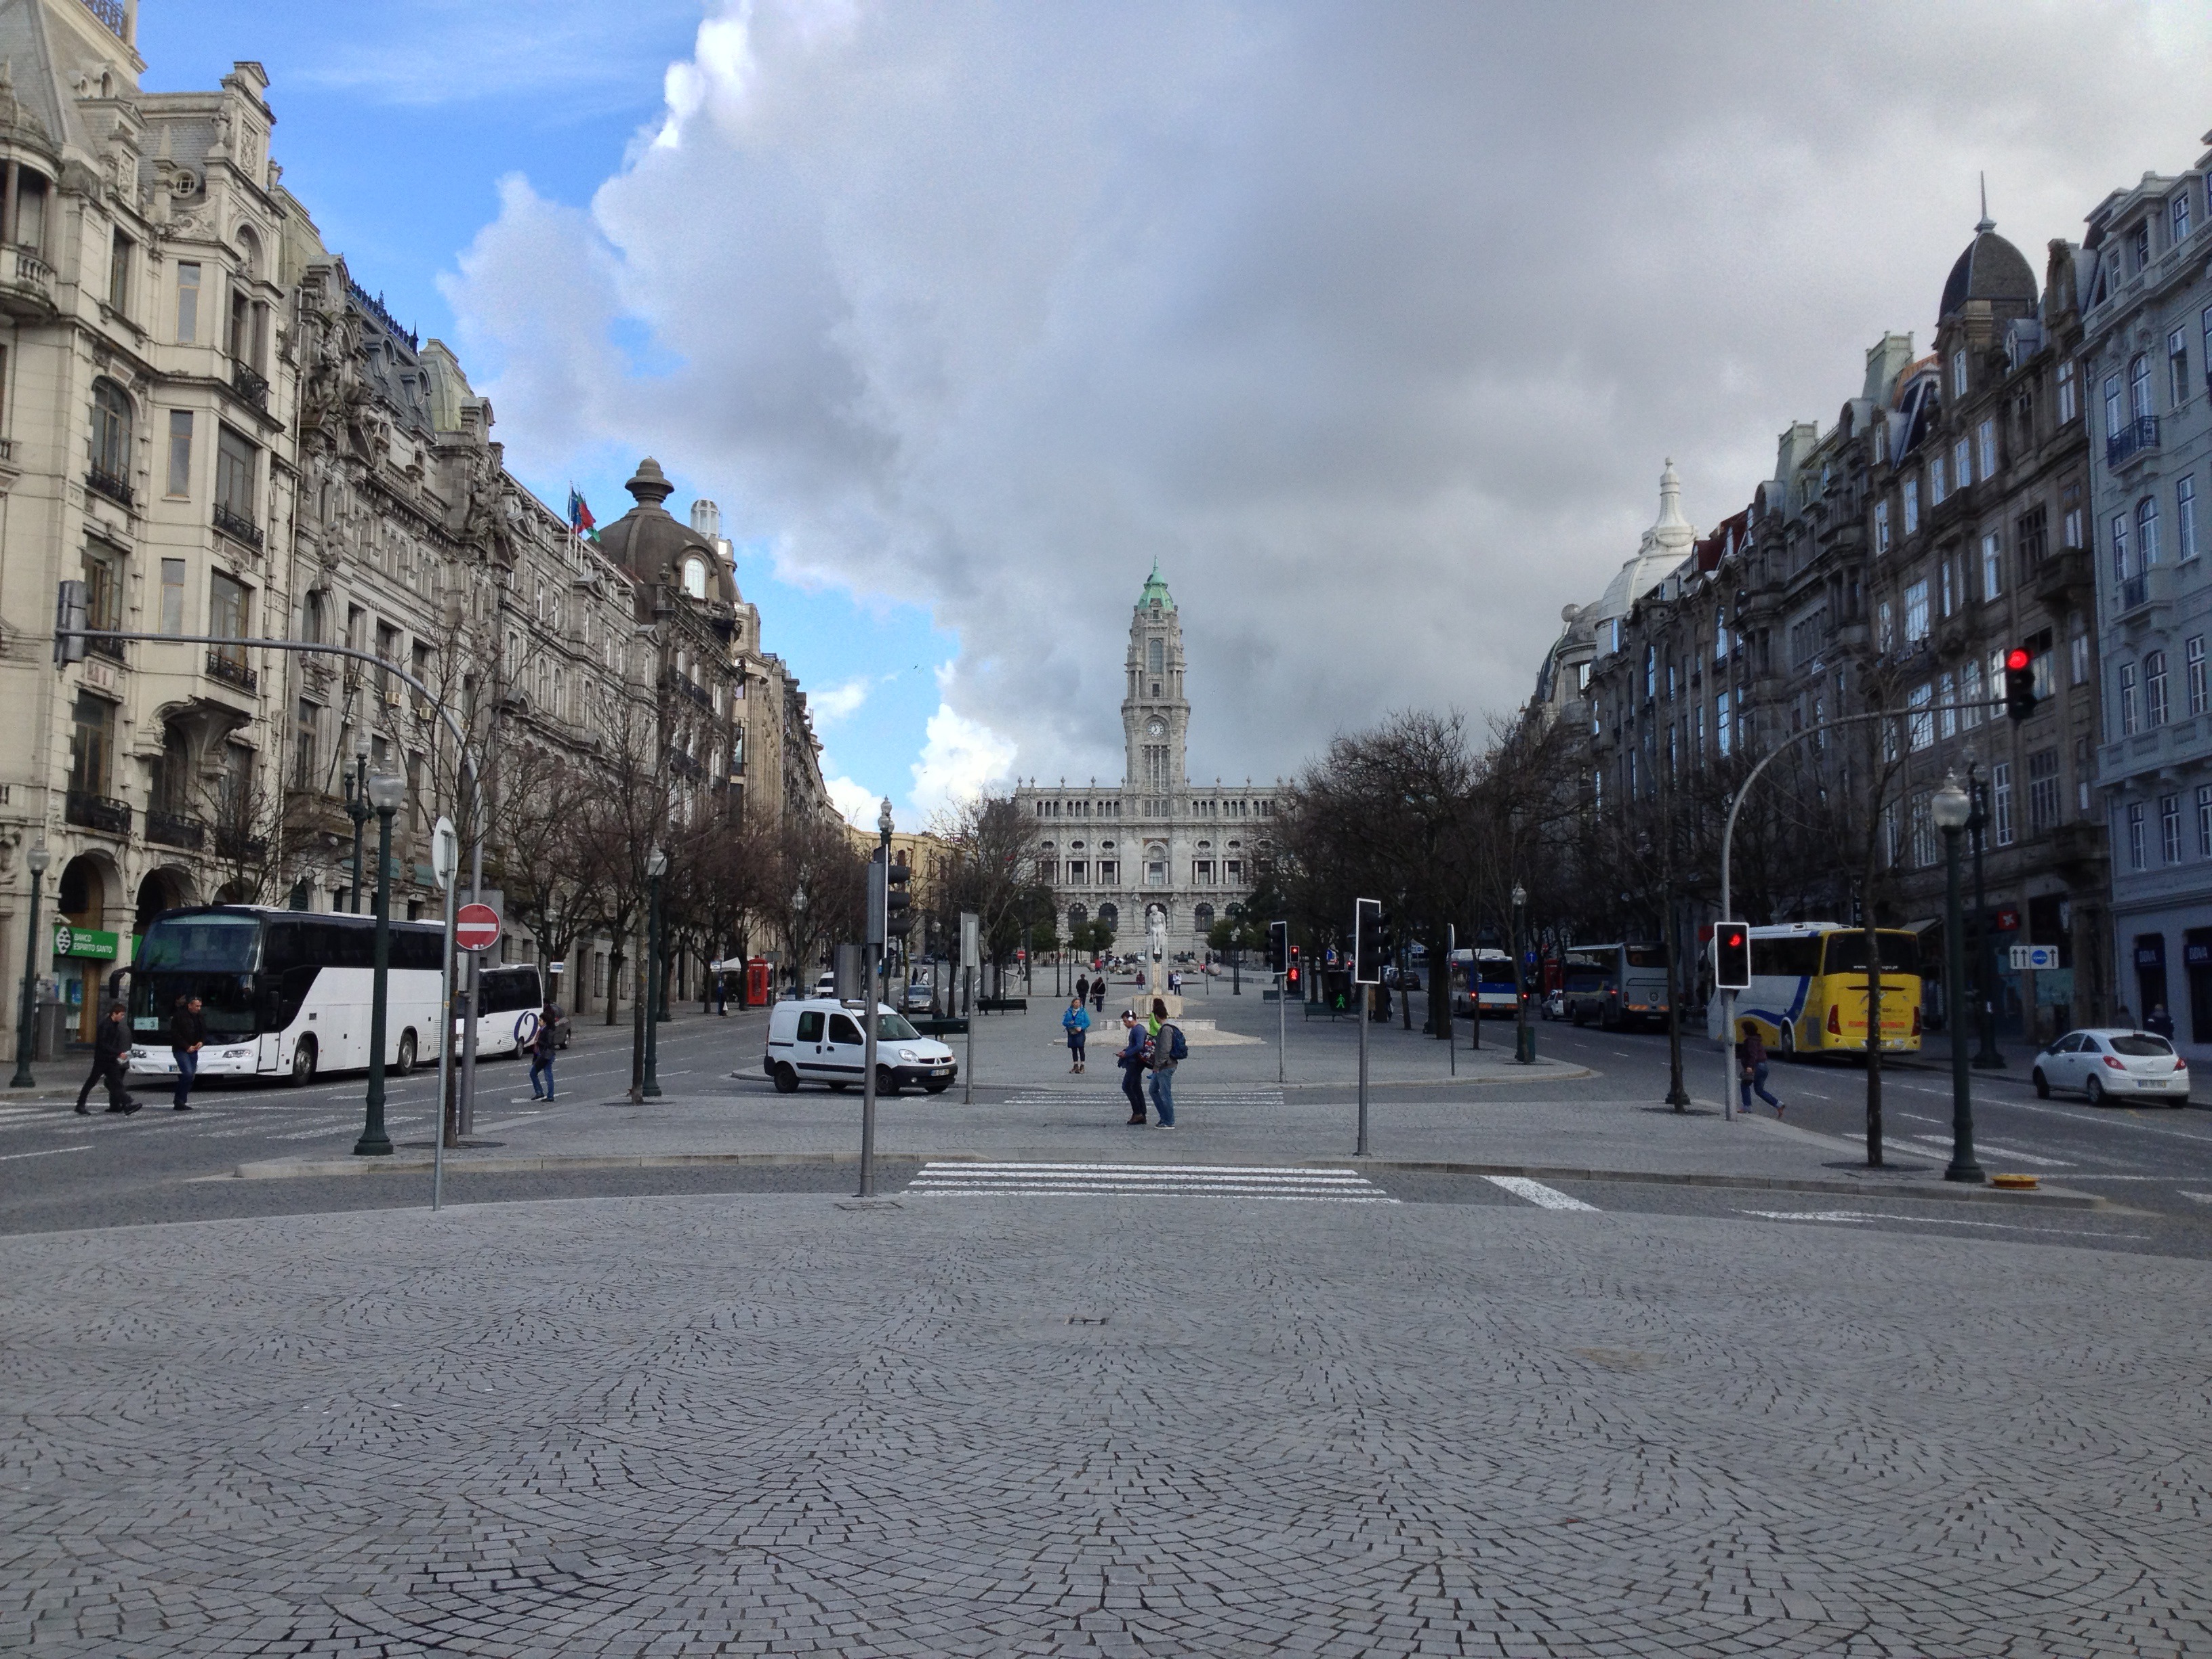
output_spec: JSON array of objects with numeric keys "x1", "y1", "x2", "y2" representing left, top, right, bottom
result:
[{"x1": 1012, "y1": 567, "x2": 1280, "y2": 960}]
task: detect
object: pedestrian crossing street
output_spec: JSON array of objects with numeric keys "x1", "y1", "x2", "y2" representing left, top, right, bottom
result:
[{"x1": 906, "y1": 1161, "x2": 1396, "y2": 1202}]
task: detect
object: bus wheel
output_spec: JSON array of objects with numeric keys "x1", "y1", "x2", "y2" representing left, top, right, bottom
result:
[
  {"x1": 394, "y1": 1031, "x2": 417, "y2": 1076},
  {"x1": 288, "y1": 1038, "x2": 317, "y2": 1086},
  {"x1": 1779, "y1": 1021, "x2": 1797, "y2": 1059}
]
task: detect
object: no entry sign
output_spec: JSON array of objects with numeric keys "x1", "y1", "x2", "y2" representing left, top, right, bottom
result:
[{"x1": 455, "y1": 903, "x2": 501, "y2": 953}]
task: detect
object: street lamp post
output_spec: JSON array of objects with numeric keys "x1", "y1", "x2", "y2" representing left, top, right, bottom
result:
[
  {"x1": 790, "y1": 884, "x2": 807, "y2": 998},
  {"x1": 860, "y1": 798, "x2": 893, "y2": 1199},
  {"x1": 643, "y1": 845, "x2": 668, "y2": 1098},
  {"x1": 1933, "y1": 772, "x2": 1984, "y2": 1184},
  {"x1": 342, "y1": 733, "x2": 370, "y2": 912},
  {"x1": 1511, "y1": 883, "x2": 1536, "y2": 1064},
  {"x1": 11, "y1": 840, "x2": 51, "y2": 1088},
  {"x1": 353, "y1": 771, "x2": 406, "y2": 1156},
  {"x1": 1968, "y1": 773, "x2": 2005, "y2": 1069}
]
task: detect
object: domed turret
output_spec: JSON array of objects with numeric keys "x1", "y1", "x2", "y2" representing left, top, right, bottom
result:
[
  {"x1": 1939, "y1": 210, "x2": 2038, "y2": 322},
  {"x1": 594, "y1": 457, "x2": 739, "y2": 609}
]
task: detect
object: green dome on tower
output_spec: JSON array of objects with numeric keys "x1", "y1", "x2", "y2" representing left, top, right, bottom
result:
[{"x1": 1139, "y1": 560, "x2": 1174, "y2": 610}]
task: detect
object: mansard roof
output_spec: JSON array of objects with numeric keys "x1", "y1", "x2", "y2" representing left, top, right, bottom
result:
[{"x1": 595, "y1": 457, "x2": 738, "y2": 608}]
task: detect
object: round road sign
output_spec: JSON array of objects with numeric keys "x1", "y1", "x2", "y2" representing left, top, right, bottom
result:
[{"x1": 455, "y1": 903, "x2": 501, "y2": 953}]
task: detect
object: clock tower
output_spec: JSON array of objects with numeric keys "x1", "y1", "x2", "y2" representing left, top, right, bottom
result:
[{"x1": 1124, "y1": 561, "x2": 1188, "y2": 808}]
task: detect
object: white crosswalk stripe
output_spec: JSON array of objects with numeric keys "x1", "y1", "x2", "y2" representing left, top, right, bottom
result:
[
  {"x1": 1002, "y1": 1089, "x2": 1286, "y2": 1107},
  {"x1": 1484, "y1": 1175, "x2": 1600, "y2": 1211},
  {"x1": 1904, "y1": 1134, "x2": 2070, "y2": 1167},
  {"x1": 906, "y1": 1160, "x2": 1394, "y2": 1202}
]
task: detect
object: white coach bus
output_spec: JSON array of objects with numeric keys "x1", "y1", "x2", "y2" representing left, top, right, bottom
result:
[{"x1": 127, "y1": 906, "x2": 445, "y2": 1085}]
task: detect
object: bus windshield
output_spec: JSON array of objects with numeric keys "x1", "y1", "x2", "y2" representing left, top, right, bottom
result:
[
  {"x1": 1624, "y1": 947, "x2": 1667, "y2": 970},
  {"x1": 137, "y1": 912, "x2": 261, "y2": 972},
  {"x1": 127, "y1": 968, "x2": 260, "y2": 1040}
]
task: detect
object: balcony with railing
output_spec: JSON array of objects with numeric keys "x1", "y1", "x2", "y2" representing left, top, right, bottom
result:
[
  {"x1": 229, "y1": 359, "x2": 270, "y2": 413},
  {"x1": 146, "y1": 810, "x2": 205, "y2": 851},
  {"x1": 85, "y1": 464, "x2": 133, "y2": 508},
  {"x1": 213, "y1": 502, "x2": 264, "y2": 550},
  {"x1": 65, "y1": 792, "x2": 131, "y2": 836},
  {"x1": 2112, "y1": 563, "x2": 2172, "y2": 631},
  {"x1": 0, "y1": 246, "x2": 56, "y2": 318},
  {"x1": 205, "y1": 649, "x2": 258, "y2": 693},
  {"x1": 2032, "y1": 546, "x2": 2094, "y2": 611},
  {"x1": 2107, "y1": 415, "x2": 2160, "y2": 469},
  {"x1": 79, "y1": 0, "x2": 127, "y2": 39}
]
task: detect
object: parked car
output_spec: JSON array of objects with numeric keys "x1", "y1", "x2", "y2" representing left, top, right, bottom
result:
[
  {"x1": 763, "y1": 998, "x2": 958, "y2": 1096},
  {"x1": 2031, "y1": 1029, "x2": 2190, "y2": 1105},
  {"x1": 811, "y1": 972, "x2": 837, "y2": 999},
  {"x1": 1540, "y1": 988, "x2": 1567, "y2": 1021}
]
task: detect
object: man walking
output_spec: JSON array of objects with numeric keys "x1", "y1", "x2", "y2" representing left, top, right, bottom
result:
[
  {"x1": 76, "y1": 1003, "x2": 141, "y2": 1115},
  {"x1": 168, "y1": 995, "x2": 205, "y2": 1111},
  {"x1": 1147, "y1": 996, "x2": 1181, "y2": 1128},
  {"x1": 1115, "y1": 1010, "x2": 1149, "y2": 1124},
  {"x1": 1076, "y1": 972, "x2": 1090, "y2": 1010},
  {"x1": 1738, "y1": 1019, "x2": 1783, "y2": 1115},
  {"x1": 529, "y1": 1005, "x2": 558, "y2": 1101}
]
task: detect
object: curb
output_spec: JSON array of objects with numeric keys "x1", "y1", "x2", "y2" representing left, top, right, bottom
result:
[{"x1": 230, "y1": 1147, "x2": 2100, "y2": 1206}]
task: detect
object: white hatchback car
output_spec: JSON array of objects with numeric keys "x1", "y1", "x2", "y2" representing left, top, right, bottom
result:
[
  {"x1": 2032, "y1": 1028, "x2": 2191, "y2": 1106},
  {"x1": 763, "y1": 998, "x2": 958, "y2": 1096}
]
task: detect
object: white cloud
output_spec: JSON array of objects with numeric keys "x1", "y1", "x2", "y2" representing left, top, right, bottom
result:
[
  {"x1": 909, "y1": 699, "x2": 1018, "y2": 825},
  {"x1": 809, "y1": 674, "x2": 874, "y2": 729},
  {"x1": 443, "y1": 1, "x2": 2212, "y2": 787},
  {"x1": 821, "y1": 770, "x2": 880, "y2": 828}
]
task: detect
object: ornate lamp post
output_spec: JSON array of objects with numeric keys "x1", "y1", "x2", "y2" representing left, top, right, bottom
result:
[
  {"x1": 1511, "y1": 882, "x2": 1536, "y2": 1064},
  {"x1": 644, "y1": 844, "x2": 668, "y2": 1098},
  {"x1": 1933, "y1": 772, "x2": 1984, "y2": 1184},
  {"x1": 11, "y1": 839, "x2": 52, "y2": 1088},
  {"x1": 353, "y1": 770, "x2": 406, "y2": 1156},
  {"x1": 789, "y1": 884, "x2": 807, "y2": 998},
  {"x1": 342, "y1": 731, "x2": 371, "y2": 912}
]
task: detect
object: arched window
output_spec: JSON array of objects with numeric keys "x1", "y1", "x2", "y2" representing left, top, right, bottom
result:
[
  {"x1": 1193, "y1": 902, "x2": 1214, "y2": 934},
  {"x1": 89, "y1": 380, "x2": 131, "y2": 493},
  {"x1": 1147, "y1": 638, "x2": 1164, "y2": 675},
  {"x1": 683, "y1": 558, "x2": 708, "y2": 600},
  {"x1": 1067, "y1": 903, "x2": 1088, "y2": 929},
  {"x1": 1098, "y1": 903, "x2": 1119, "y2": 930}
]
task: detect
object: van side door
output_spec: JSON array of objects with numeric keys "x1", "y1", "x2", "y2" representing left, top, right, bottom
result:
[
  {"x1": 823, "y1": 1012, "x2": 867, "y2": 1080},
  {"x1": 792, "y1": 1009, "x2": 827, "y2": 1080}
]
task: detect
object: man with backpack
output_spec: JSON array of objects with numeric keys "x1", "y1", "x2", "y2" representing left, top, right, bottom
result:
[
  {"x1": 1115, "y1": 1010, "x2": 1150, "y2": 1124},
  {"x1": 1147, "y1": 995, "x2": 1182, "y2": 1127}
]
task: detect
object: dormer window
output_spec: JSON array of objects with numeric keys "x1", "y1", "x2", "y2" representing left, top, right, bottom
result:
[{"x1": 682, "y1": 558, "x2": 708, "y2": 600}]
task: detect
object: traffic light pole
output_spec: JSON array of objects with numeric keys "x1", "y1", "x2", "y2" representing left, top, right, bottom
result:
[{"x1": 1356, "y1": 989, "x2": 1370, "y2": 1157}]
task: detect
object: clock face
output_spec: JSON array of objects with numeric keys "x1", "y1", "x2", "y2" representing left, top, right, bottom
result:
[{"x1": 1146, "y1": 718, "x2": 1166, "y2": 737}]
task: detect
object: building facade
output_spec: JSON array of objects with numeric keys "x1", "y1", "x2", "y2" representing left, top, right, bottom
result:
[
  {"x1": 1013, "y1": 566, "x2": 1280, "y2": 960},
  {"x1": 2079, "y1": 136, "x2": 2212, "y2": 1058}
]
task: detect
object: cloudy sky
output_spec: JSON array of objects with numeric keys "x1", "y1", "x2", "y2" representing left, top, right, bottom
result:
[{"x1": 150, "y1": 1, "x2": 2212, "y2": 823}]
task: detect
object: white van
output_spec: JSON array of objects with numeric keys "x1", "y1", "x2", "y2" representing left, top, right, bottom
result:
[{"x1": 764, "y1": 998, "x2": 958, "y2": 1095}]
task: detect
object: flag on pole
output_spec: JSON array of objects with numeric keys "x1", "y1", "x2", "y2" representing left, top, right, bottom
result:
[{"x1": 566, "y1": 487, "x2": 597, "y2": 541}]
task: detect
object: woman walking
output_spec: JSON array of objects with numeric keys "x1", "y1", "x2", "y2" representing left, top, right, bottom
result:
[
  {"x1": 529, "y1": 1006, "x2": 559, "y2": 1101},
  {"x1": 1063, "y1": 996, "x2": 1091, "y2": 1073}
]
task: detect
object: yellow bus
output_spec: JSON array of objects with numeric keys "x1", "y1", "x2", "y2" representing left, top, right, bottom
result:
[{"x1": 1708, "y1": 922, "x2": 1923, "y2": 1057}]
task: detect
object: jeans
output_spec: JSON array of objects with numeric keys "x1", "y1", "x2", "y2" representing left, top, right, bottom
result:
[
  {"x1": 1066, "y1": 1030, "x2": 1086, "y2": 1060},
  {"x1": 77, "y1": 1057, "x2": 131, "y2": 1112},
  {"x1": 1149, "y1": 1065, "x2": 1176, "y2": 1126},
  {"x1": 1121, "y1": 1062, "x2": 1148, "y2": 1120},
  {"x1": 171, "y1": 1048, "x2": 199, "y2": 1107},
  {"x1": 1740, "y1": 1061, "x2": 1780, "y2": 1111},
  {"x1": 530, "y1": 1053, "x2": 555, "y2": 1099}
]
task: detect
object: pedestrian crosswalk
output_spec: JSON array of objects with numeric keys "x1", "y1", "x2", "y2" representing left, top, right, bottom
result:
[
  {"x1": 1000, "y1": 1088, "x2": 1287, "y2": 1108},
  {"x1": 1904, "y1": 1134, "x2": 2070, "y2": 1168},
  {"x1": 905, "y1": 1160, "x2": 1395, "y2": 1202}
]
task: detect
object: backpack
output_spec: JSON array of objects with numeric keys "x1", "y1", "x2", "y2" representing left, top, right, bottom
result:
[{"x1": 1165, "y1": 1023, "x2": 1187, "y2": 1063}]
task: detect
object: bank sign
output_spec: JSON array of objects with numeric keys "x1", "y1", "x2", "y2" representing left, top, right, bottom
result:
[{"x1": 50, "y1": 923, "x2": 123, "y2": 961}]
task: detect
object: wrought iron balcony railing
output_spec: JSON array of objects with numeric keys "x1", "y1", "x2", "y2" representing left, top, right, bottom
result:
[
  {"x1": 213, "y1": 503, "x2": 264, "y2": 550},
  {"x1": 205, "y1": 649, "x2": 258, "y2": 692},
  {"x1": 85, "y1": 464, "x2": 132, "y2": 508},
  {"x1": 145, "y1": 811, "x2": 205, "y2": 851},
  {"x1": 64, "y1": 792, "x2": 131, "y2": 836},
  {"x1": 2107, "y1": 415, "x2": 2160, "y2": 469}
]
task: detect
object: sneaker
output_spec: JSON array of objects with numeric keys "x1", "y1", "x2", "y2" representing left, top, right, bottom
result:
[
  {"x1": 120, "y1": 1101, "x2": 142, "y2": 1115},
  {"x1": 172, "y1": 1103, "x2": 193, "y2": 1111},
  {"x1": 1126, "y1": 1115, "x2": 1147, "y2": 1125},
  {"x1": 76, "y1": 1105, "x2": 92, "y2": 1115}
]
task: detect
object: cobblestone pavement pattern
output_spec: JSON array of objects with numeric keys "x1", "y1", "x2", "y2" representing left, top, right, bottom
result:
[{"x1": 5, "y1": 1194, "x2": 2209, "y2": 1656}]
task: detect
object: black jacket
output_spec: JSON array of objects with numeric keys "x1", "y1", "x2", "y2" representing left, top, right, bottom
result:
[
  {"x1": 95, "y1": 1017, "x2": 131, "y2": 1063},
  {"x1": 168, "y1": 1008, "x2": 205, "y2": 1050}
]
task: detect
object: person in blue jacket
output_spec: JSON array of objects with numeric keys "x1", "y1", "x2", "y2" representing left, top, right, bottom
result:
[{"x1": 1063, "y1": 996, "x2": 1091, "y2": 1073}]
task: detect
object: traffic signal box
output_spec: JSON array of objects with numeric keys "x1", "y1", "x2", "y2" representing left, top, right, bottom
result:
[
  {"x1": 886, "y1": 857, "x2": 914, "y2": 939},
  {"x1": 1714, "y1": 922, "x2": 1750, "y2": 992},
  {"x1": 2003, "y1": 646, "x2": 2036, "y2": 722},
  {"x1": 1352, "y1": 899, "x2": 1385, "y2": 985},
  {"x1": 1269, "y1": 920, "x2": 1289, "y2": 975}
]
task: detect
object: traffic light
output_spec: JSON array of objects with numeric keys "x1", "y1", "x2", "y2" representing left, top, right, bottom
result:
[
  {"x1": 1352, "y1": 898, "x2": 1384, "y2": 984},
  {"x1": 54, "y1": 579, "x2": 86, "y2": 666},
  {"x1": 886, "y1": 857, "x2": 914, "y2": 938},
  {"x1": 2003, "y1": 645, "x2": 2036, "y2": 721},
  {"x1": 1269, "y1": 920, "x2": 1289, "y2": 975},
  {"x1": 1714, "y1": 922, "x2": 1751, "y2": 992},
  {"x1": 1286, "y1": 945, "x2": 1301, "y2": 993}
]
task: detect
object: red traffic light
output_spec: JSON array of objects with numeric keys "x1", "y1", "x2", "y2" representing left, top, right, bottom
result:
[
  {"x1": 2005, "y1": 647, "x2": 2031, "y2": 672},
  {"x1": 1723, "y1": 928, "x2": 1744, "y2": 948}
]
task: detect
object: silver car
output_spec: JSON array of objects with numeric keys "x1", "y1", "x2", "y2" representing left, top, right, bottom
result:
[{"x1": 2031, "y1": 1028, "x2": 2191, "y2": 1106}]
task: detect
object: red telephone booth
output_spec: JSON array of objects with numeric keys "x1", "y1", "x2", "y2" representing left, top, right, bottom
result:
[{"x1": 745, "y1": 958, "x2": 771, "y2": 1006}]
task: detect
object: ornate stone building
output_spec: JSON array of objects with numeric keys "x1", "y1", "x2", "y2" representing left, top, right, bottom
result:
[{"x1": 1013, "y1": 565, "x2": 1280, "y2": 959}]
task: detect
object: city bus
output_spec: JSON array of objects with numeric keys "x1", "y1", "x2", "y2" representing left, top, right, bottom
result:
[
  {"x1": 125, "y1": 906, "x2": 445, "y2": 1085},
  {"x1": 1448, "y1": 949, "x2": 1519, "y2": 1017},
  {"x1": 1706, "y1": 921, "x2": 1922, "y2": 1057},
  {"x1": 1568, "y1": 942, "x2": 1671, "y2": 1029}
]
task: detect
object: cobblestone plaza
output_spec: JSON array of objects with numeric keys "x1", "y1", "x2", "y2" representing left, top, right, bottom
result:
[{"x1": 6, "y1": 1187, "x2": 2208, "y2": 1656}]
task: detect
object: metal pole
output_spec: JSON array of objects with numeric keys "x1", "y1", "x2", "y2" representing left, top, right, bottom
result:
[
  {"x1": 459, "y1": 774, "x2": 483, "y2": 1135},
  {"x1": 432, "y1": 855, "x2": 457, "y2": 1210},
  {"x1": 1355, "y1": 980, "x2": 1370, "y2": 1156},
  {"x1": 963, "y1": 965, "x2": 975, "y2": 1104},
  {"x1": 1277, "y1": 969, "x2": 1286, "y2": 1084},
  {"x1": 346, "y1": 764, "x2": 367, "y2": 913},
  {"x1": 643, "y1": 870, "x2": 662, "y2": 1098},
  {"x1": 10, "y1": 863, "x2": 43, "y2": 1088},
  {"x1": 1970, "y1": 778, "x2": 2004, "y2": 1068},
  {"x1": 354, "y1": 806, "x2": 396, "y2": 1156},
  {"x1": 1720, "y1": 987, "x2": 1737, "y2": 1121},
  {"x1": 1944, "y1": 825, "x2": 1984, "y2": 1183}
]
